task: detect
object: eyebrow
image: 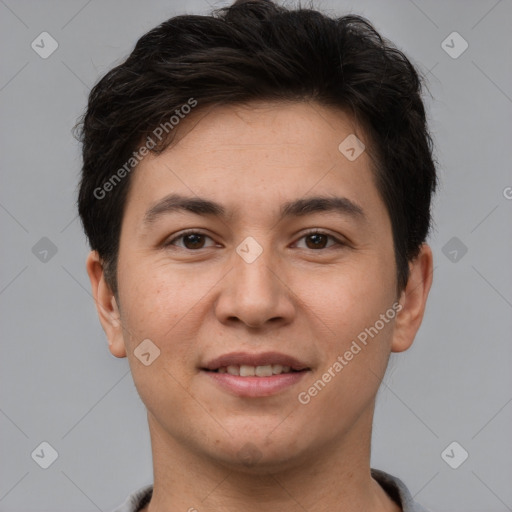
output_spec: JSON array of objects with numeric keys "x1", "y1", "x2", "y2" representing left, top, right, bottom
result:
[{"x1": 142, "y1": 193, "x2": 365, "y2": 226}]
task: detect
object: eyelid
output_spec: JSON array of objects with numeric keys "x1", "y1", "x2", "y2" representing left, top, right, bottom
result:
[
  {"x1": 164, "y1": 229, "x2": 217, "y2": 248},
  {"x1": 164, "y1": 228, "x2": 347, "y2": 250},
  {"x1": 292, "y1": 228, "x2": 346, "y2": 249}
]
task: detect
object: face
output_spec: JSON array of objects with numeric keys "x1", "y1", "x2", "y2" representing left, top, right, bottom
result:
[{"x1": 88, "y1": 101, "x2": 431, "y2": 472}]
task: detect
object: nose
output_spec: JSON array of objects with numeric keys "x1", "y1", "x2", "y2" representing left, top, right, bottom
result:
[{"x1": 214, "y1": 245, "x2": 296, "y2": 329}]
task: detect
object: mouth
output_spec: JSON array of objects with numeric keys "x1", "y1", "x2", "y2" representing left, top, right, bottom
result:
[
  {"x1": 203, "y1": 364, "x2": 306, "y2": 377},
  {"x1": 200, "y1": 352, "x2": 311, "y2": 397},
  {"x1": 201, "y1": 351, "x2": 310, "y2": 372}
]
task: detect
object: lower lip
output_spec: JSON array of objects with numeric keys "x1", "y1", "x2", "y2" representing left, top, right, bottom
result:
[{"x1": 202, "y1": 370, "x2": 309, "y2": 397}]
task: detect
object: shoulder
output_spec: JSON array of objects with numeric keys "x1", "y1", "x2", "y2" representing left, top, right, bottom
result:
[
  {"x1": 371, "y1": 468, "x2": 434, "y2": 512},
  {"x1": 112, "y1": 474, "x2": 435, "y2": 512},
  {"x1": 110, "y1": 484, "x2": 153, "y2": 512}
]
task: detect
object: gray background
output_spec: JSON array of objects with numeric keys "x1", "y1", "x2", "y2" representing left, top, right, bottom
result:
[{"x1": 1, "y1": 0, "x2": 511, "y2": 511}]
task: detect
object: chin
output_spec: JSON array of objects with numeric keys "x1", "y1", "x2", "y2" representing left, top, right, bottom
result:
[
  {"x1": 204, "y1": 427, "x2": 313, "y2": 474},
  {"x1": 213, "y1": 445, "x2": 306, "y2": 475}
]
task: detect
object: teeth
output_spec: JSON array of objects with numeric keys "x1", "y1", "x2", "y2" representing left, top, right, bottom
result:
[
  {"x1": 215, "y1": 364, "x2": 297, "y2": 376},
  {"x1": 255, "y1": 365, "x2": 273, "y2": 377},
  {"x1": 272, "y1": 364, "x2": 283, "y2": 374},
  {"x1": 240, "y1": 365, "x2": 255, "y2": 377},
  {"x1": 227, "y1": 365, "x2": 239, "y2": 375}
]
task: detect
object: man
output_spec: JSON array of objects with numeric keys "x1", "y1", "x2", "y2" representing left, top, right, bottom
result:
[{"x1": 77, "y1": 0, "x2": 436, "y2": 510}]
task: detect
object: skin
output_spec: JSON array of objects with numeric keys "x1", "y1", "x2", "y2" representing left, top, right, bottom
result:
[{"x1": 87, "y1": 101, "x2": 433, "y2": 512}]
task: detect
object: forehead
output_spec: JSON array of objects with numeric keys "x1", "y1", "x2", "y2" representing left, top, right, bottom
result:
[
  {"x1": 166, "y1": 101, "x2": 363, "y2": 160},
  {"x1": 123, "y1": 101, "x2": 383, "y2": 226}
]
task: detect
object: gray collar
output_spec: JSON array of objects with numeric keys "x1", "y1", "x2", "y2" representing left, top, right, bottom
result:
[{"x1": 112, "y1": 469, "x2": 431, "y2": 512}]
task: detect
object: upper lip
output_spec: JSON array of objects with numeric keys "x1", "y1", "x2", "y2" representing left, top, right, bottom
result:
[{"x1": 202, "y1": 351, "x2": 310, "y2": 371}]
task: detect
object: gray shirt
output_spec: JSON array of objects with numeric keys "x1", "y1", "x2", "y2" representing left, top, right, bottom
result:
[{"x1": 111, "y1": 469, "x2": 432, "y2": 511}]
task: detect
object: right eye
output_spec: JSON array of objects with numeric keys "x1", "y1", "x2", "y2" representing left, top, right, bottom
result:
[{"x1": 164, "y1": 230, "x2": 217, "y2": 250}]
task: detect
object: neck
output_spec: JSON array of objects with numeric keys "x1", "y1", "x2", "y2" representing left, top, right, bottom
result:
[{"x1": 142, "y1": 405, "x2": 401, "y2": 512}]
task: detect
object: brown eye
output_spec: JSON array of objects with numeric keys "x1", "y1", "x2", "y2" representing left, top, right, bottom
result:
[
  {"x1": 305, "y1": 233, "x2": 329, "y2": 249},
  {"x1": 165, "y1": 231, "x2": 216, "y2": 250},
  {"x1": 294, "y1": 230, "x2": 343, "y2": 250},
  {"x1": 182, "y1": 233, "x2": 205, "y2": 249}
]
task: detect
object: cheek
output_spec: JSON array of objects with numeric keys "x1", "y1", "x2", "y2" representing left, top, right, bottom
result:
[
  {"x1": 296, "y1": 286, "x2": 396, "y2": 434},
  {"x1": 300, "y1": 254, "x2": 396, "y2": 338},
  {"x1": 295, "y1": 253, "x2": 397, "y2": 397},
  {"x1": 117, "y1": 259, "x2": 221, "y2": 397},
  {"x1": 118, "y1": 268, "x2": 202, "y2": 422},
  {"x1": 117, "y1": 257, "x2": 204, "y2": 344}
]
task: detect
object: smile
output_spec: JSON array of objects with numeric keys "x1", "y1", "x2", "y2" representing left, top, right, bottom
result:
[
  {"x1": 201, "y1": 367, "x2": 310, "y2": 398},
  {"x1": 210, "y1": 364, "x2": 301, "y2": 376}
]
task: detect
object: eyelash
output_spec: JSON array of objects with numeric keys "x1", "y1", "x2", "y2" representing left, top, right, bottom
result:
[{"x1": 164, "y1": 229, "x2": 346, "y2": 250}]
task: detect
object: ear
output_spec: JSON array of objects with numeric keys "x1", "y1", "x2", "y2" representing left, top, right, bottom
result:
[
  {"x1": 391, "y1": 244, "x2": 433, "y2": 353},
  {"x1": 86, "y1": 251, "x2": 126, "y2": 358}
]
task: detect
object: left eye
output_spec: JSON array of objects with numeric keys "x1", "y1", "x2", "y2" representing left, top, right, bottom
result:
[
  {"x1": 165, "y1": 231, "x2": 342, "y2": 251},
  {"x1": 294, "y1": 231, "x2": 342, "y2": 250}
]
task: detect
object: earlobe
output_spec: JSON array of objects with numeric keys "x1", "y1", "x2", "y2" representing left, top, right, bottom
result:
[
  {"x1": 391, "y1": 244, "x2": 433, "y2": 353},
  {"x1": 85, "y1": 251, "x2": 127, "y2": 358}
]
